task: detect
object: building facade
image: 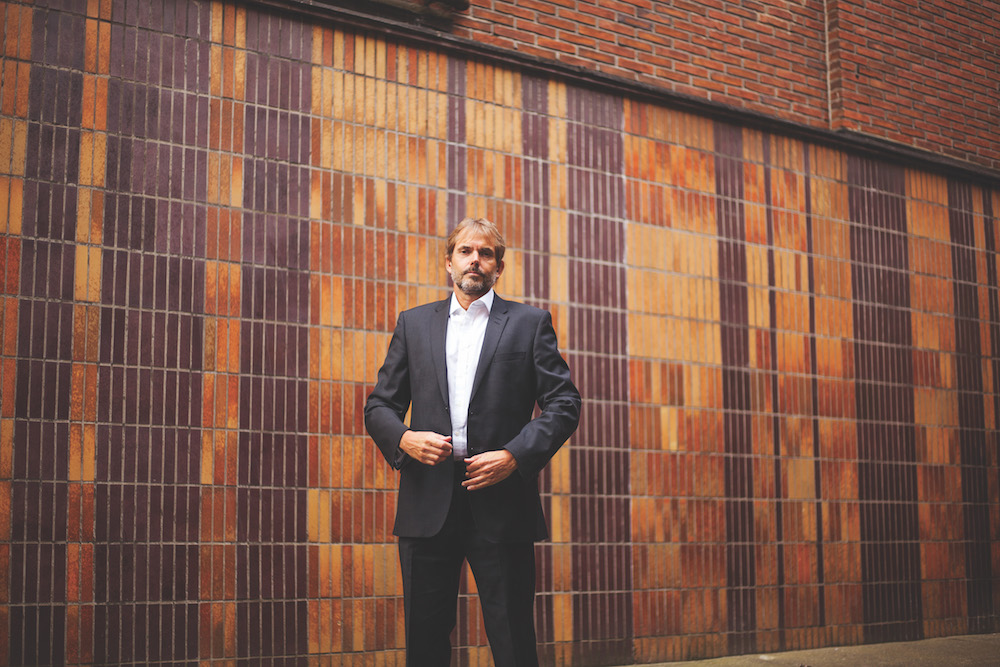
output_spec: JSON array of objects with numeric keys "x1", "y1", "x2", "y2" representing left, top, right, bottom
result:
[{"x1": 0, "y1": 0, "x2": 998, "y2": 664}]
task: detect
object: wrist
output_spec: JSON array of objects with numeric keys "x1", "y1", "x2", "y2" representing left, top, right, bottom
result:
[{"x1": 398, "y1": 429, "x2": 414, "y2": 454}]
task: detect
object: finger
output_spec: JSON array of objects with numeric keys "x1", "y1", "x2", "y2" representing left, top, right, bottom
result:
[
  {"x1": 467, "y1": 463, "x2": 496, "y2": 478},
  {"x1": 463, "y1": 467, "x2": 492, "y2": 487},
  {"x1": 465, "y1": 475, "x2": 497, "y2": 491},
  {"x1": 422, "y1": 445, "x2": 449, "y2": 465},
  {"x1": 463, "y1": 454, "x2": 487, "y2": 470}
]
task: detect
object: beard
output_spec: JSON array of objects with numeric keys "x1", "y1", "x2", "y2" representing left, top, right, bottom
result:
[{"x1": 452, "y1": 266, "x2": 498, "y2": 296}]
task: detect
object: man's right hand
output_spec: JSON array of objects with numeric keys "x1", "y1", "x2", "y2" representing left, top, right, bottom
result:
[{"x1": 398, "y1": 430, "x2": 453, "y2": 465}]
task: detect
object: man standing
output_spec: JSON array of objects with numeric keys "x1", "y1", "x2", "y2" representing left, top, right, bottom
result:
[{"x1": 364, "y1": 217, "x2": 581, "y2": 666}]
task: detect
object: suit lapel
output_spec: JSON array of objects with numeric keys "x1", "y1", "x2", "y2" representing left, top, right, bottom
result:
[
  {"x1": 430, "y1": 298, "x2": 450, "y2": 406},
  {"x1": 471, "y1": 295, "x2": 509, "y2": 401}
]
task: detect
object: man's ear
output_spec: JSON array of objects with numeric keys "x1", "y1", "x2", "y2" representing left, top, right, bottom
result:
[{"x1": 496, "y1": 260, "x2": 505, "y2": 277}]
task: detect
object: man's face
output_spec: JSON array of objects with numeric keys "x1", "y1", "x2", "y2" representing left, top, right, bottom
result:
[{"x1": 447, "y1": 230, "x2": 504, "y2": 298}]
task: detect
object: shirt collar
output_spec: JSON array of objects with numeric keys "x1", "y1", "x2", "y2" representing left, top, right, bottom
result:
[{"x1": 450, "y1": 289, "x2": 495, "y2": 316}]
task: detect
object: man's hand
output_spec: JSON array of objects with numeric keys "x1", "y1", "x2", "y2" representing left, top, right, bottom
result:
[
  {"x1": 399, "y1": 430, "x2": 452, "y2": 465},
  {"x1": 462, "y1": 450, "x2": 517, "y2": 490}
]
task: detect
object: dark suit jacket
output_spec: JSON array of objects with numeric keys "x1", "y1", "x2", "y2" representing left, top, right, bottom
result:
[{"x1": 364, "y1": 294, "x2": 581, "y2": 543}]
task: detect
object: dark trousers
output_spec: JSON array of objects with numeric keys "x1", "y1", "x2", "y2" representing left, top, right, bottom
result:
[{"x1": 398, "y1": 472, "x2": 539, "y2": 667}]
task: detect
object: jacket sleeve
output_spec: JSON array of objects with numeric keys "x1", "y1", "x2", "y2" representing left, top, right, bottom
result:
[
  {"x1": 364, "y1": 312, "x2": 412, "y2": 470},
  {"x1": 503, "y1": 310, "x2": 581, "y2": 479}
]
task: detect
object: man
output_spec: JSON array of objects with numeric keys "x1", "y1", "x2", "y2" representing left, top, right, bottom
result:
[{"x1": 364, "y1": 217, "x2": 581, "y2": 666}]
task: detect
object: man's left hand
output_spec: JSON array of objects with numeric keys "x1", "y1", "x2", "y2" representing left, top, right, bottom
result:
[{"x1": 462, "y1": 450, "x2": 517, "y2": 490}]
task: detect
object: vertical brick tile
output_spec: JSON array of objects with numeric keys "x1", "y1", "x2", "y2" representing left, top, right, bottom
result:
[{"x1": 3, "y1": 2, "x2": 999, "y2": 664}]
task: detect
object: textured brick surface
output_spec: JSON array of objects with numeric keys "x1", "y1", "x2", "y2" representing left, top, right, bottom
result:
[
  {"x1": 0, "y1": 1, "x2": 998, "y2": 665},
  {"x1": 452, "y1": 0, "x2": 1000, "y2": 171},
  {"x1": 827, "y1": 0, "x2": 1000, "y2": 169}
]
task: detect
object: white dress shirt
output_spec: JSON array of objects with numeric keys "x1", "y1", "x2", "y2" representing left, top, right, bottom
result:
[{"x1": 446, "y1": 289, "x2": 494, "y2": 459}]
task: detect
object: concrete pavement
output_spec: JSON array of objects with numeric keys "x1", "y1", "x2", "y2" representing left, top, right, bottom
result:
[{"x1": 617, "y1": 633, "x2": 1000, "y2": 666}]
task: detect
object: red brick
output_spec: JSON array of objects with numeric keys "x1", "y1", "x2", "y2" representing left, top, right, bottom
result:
[
  {"x1": 469, "y1": 8, "x2": 515, "y2": 26},
  {"x1": 475, "y1": 34, "x2": 518, "y2": 52},
  {"x1": 515, "y1": 19, "x2": 557, "y2": 39},
  {"x1": 492, "y1": 25, "x2": 537, "y2": 44},
  {"x1": 557, "y1": 31, "x2": 599, "y2": 49},
  {"x1": 514, "y1": 0, "x2": 557, "y2": 14},
  {"x1": 629, "y1": 59, "x2": 656, "y2": 76},
  {"x1": 574, "y1": 3, "x2": 618, "y2": 21},
  {"x1": 595, "y1": 18, "x2": 639, "y2": 38},
  {"x1": 598, "y1": 43, "x2": 639, "y2": 59},
  {"x1": 537, "y1": 14, "x2": 578, "y2": 33},
  {"x1": 588, "y1": 0, "x2": 639, "y2": 16},
  {"x1": 575, "y1": 47, "x2": 616, "y2": 65},
  {"x1": 536, "y1": 36, "x2": 577, "y2": 55},
  {"x1": 617, "y1": 35, "x2": 655, "y2": 54},
  {"x1": 556, "y1": 54, "x2": 598, "y2": 69},
  {"x1": 555, "y1": 8, "x2": 598, "y2": 27},
  {"x1": 509, "y1": 42, "x2": 550, "y2": 60},
  {"x1": 447, "y1": 0, "x2": 1000, "y2": 170},
  {"x1": 576, "y1": 23, "x2": 612, "y2": 41},
  {"x1": 503, "y1": 4, "x2": 539, "y2": 21}
]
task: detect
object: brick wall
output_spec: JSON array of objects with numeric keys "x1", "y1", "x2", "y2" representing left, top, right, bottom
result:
[
  {"x1": 451, "y1": 0, "x2": 1000, "y2": 171},
  {"x1": 828, "y1": 0, "x2": 1000, "y2": 169},
  {"x1": 2, "y1": 0, "x2": 999, "y2": 665}
]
